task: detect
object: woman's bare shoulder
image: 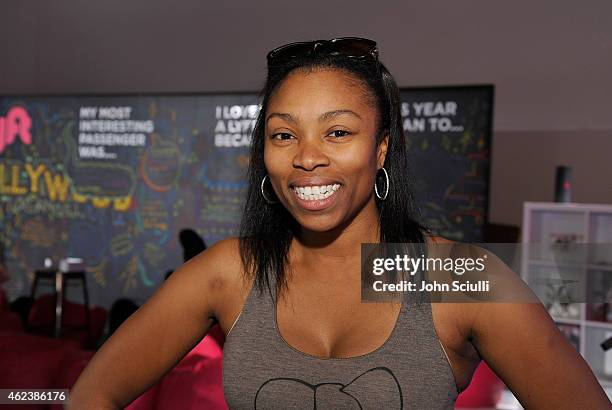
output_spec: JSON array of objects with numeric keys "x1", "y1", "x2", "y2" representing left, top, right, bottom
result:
[
  {"x1": 190, "y1": 237, "x2": 242, "y2": 274},
  {"x1": 183, "y1": 237, "x2": 252, "y2": 324},
  {"x1": 187, "y1": 236, "x2": 249, "y2": 293}
]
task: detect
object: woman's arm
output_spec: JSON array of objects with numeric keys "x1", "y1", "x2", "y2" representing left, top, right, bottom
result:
[
  {"x1": 470, "y1": 251, "x2": 610, "y2": 409},
  {"x1": 68, "y1": 238, "x2": 240, "y2": 409}
]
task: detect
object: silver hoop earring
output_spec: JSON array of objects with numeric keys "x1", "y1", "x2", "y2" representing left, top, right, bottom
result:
[
  {"x1": 374, "y1": 167, "x2": 389, "y2": 201},
  {"x1": 260, "y1": 175, "x2": 277, "y2": 204}
]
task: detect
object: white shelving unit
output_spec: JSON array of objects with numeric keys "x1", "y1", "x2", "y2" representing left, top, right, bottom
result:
[{"x1": 521, "y1": 202, "x2": 612, "y2": 400}]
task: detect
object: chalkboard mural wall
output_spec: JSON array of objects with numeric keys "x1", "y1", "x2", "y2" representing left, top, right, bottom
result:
[
  {"x1": 0, "y1": 86, "x2": 492, "y2": 307},
  {"x1": 400, "y1": 86, "x2": 493, "y2": 243}
]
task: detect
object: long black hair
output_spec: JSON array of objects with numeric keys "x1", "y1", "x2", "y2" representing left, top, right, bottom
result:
[{"x1": 239, "y1": 47, "x2": 430, "y2": 299}]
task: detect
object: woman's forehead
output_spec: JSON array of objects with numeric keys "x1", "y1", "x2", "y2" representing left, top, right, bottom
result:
[{"x1": 267, "y1": 68, "x2": 377, "y2": 120}]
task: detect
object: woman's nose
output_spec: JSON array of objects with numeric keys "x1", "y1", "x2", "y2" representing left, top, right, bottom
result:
[{"x1": 292, "y1": 138, "x2": 330, "y2": 171}]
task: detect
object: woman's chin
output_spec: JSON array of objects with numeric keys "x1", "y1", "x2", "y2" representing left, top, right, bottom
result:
[{"x1": 294, "y1": 216, "x2": 344, "y2": 235}]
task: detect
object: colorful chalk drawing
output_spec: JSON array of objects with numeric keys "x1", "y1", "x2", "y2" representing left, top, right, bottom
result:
[{"x1": 0, "y1": 95, "x2": 255, "y2": 307}]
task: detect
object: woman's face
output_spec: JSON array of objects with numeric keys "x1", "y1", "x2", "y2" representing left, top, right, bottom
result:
[{"x1": 264, "y1": 68, "x2": 388, "y2": 233}]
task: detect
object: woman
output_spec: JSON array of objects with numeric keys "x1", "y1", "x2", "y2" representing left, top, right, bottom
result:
[{"x1": 70, "y1": 38, "x2": 609, "y2": 409}]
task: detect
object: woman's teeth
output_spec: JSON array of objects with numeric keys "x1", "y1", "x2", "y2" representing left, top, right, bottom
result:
[{"x1": 293, "y1": 184, "x2": 340, "y2": 201}]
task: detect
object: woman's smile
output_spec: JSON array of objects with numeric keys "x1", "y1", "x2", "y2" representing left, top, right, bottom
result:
[
  {"x1": 289, "y1": 176, "x2": 343, "y2": 211},
  {"x1": 291, "y1": 183, "x2": 342, "y2": 211}
]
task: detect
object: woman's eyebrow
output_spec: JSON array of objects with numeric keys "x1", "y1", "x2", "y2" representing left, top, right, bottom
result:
[
  {"x1": 266, "y1": 112, "x2": 297, "y2": 124},
  {"x1": 319, "y1": 109, "x2": 362, "y2": 121}
]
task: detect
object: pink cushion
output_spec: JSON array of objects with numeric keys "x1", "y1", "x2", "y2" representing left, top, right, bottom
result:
[
  {"x1": 155, "y1": 355, "x2": 227, "y2": 409},
  {"x1": 192, "y1": 324, "x2": 225, "y2": 353},
  {"x1": 153, "y1": 326, "x2": 227, "y2": 409},
  {"x1": 0, "y1": 331, "x2": 73, "y2": 389},
  {"x1": 455, "y1": 361, "x2": 505, "y2": 408},
  {"x1": 125, "y1": 384, "x2": 161, "y2": 410},
  {"x1": 125, "y1": 325, "x2": 227, "y2": 409}
]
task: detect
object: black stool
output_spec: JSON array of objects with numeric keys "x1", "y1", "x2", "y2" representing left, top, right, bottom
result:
[{"x1": 28, "y1": 269, "x2": 92, "y2": 345}]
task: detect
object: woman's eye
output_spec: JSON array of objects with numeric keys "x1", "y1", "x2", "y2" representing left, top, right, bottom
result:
[
  {"x1": 272, "y1": 132, "x2": 294, "y2": 140},
  {"x1": 328, "y1": 130, "x2": 351, "y2": 138}
]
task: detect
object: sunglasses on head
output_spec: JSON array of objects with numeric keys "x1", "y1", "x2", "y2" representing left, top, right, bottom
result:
[{"x1": 266, "y1": 37, "x2": 379, "y2": 68}]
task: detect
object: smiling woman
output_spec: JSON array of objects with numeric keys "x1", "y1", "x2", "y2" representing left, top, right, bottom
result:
[
  {"x1": 68, "y1": 38, "x2": 611, "y2": 410},
  {"x1": 225, "y1": 38, "x2": 459, "y2": 409}
]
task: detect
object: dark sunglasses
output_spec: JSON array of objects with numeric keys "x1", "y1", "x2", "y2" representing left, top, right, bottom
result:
[{"x1": 266, "y1": 37, "x2": 378, "y2": 67}]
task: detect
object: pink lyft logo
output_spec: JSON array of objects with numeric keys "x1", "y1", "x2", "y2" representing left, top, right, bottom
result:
[{"x1": 0, "y1": 106, "x2": 32, "y2": 154}]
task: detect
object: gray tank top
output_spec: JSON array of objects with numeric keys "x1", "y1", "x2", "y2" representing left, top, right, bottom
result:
[{"x1": 222, "y1": 275, "x2": 459, "y2": 409}]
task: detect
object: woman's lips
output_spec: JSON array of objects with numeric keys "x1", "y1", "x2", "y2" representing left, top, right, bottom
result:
[{"x1": 291, "y1": 184, "x2": 341, "y2": 211}]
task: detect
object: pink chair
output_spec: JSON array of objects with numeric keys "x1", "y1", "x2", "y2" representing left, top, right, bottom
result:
[
  {"x1": 455, "y1": 361, "x2": 505, "y2": 408},
  {"x1": 127, "y1": 325, "x2": 227, "y2": 409}
]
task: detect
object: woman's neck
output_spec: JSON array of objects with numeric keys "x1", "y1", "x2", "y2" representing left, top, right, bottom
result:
[{"x1": 292, "y1": 198, "x2": 381, "y2": 263}]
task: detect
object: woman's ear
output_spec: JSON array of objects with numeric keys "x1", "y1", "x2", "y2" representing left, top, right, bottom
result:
[{"x1": 377, "y1": 132, "x2": 389, "y2": 168}]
